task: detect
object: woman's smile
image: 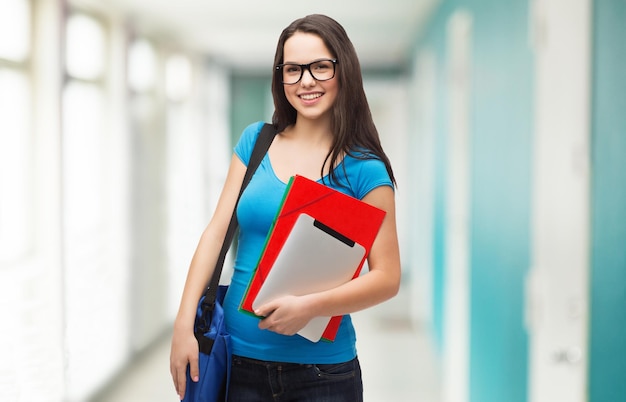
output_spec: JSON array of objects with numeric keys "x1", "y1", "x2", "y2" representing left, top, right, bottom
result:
[{"x1": 299, "y1": 92, "x2": 323, "y2": 102}]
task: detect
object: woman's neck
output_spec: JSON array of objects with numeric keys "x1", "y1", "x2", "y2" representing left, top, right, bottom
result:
[{"x1": 289, "y1": 117, "x2": 333, "y2": 147}]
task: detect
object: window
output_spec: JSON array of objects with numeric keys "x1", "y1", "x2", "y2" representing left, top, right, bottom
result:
[
  {"x1": 128, "y1": 39, "x2": 157, "y2": 93},
  {"x1": 0, "y1": 0, "x2": 30, "y2": 62},
  {"x1": 65, "y1": 14, "x2": 105, "y2": 80},
  {"x1": 0, "y1": 0, "x2": 32, "y2": 263},
  {"x1": 62, "y1": 13, "x2": 106, "y2": 236},
  {"x1": 63, "y1": 13, "x2": 121, "y2": 401},
  {"x1": 165, "y1": 53, "x2": 192, "y2": 102}
]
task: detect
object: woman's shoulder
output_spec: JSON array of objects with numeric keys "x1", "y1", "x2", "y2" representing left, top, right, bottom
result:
[
  {"x1": 240, "y1": 121, "x2": 266, "y2": 143},
  {"x1": 340, "y1": 150, "x2": 393, "y2": 199},
  {"x1": 343, "y1": 149, "x2": 386, "y2": 171},
  {"x1": 234, "y1": 121, "x2": 267, "y2": 164}
]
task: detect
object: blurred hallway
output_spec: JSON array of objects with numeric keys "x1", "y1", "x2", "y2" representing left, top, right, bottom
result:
[
  {"x1": 3, "y1": 1, "x2": 626, "y2": 401},
  {"x1": 91, "y1": 285, "x2": 441, "y2": 402}
]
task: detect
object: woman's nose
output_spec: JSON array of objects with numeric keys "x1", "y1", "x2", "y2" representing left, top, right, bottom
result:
[{"x1": 300, "y1": 68, "x2": 316, "y2": 86}]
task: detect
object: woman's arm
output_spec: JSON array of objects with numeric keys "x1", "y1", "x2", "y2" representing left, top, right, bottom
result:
[
  {"x1": 169, "y1": 154, "x2": 247, "y2": 400},
  {"x1": 255, "y1": 185, "x2": 401, "y2": 335}
]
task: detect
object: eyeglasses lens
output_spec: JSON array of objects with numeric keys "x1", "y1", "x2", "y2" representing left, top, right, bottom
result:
[{"x1": 281, "y1": 60, "x2": 336, "y2": 85}]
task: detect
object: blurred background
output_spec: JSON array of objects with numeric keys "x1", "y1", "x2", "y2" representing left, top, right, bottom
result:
[{"x1": 1, "y1": 0, "x2": 624, "y2": 401}]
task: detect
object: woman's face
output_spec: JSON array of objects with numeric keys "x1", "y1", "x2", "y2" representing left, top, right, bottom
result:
[{"x1": 281, "y1": 32, "x2": 338, "y2": 123}]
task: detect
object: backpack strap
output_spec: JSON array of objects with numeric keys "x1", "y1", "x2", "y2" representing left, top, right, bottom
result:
[{"x1": 204, "y1": 123, "x2": 278, "y2": 304}]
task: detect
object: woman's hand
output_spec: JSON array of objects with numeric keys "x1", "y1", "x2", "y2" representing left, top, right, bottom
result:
[
  {"x1": 170, "y1": 329, "x2": 199, "y2": 400},
  {"x1": 255, "y1": 295, "x2": 316, "y2": 336}
]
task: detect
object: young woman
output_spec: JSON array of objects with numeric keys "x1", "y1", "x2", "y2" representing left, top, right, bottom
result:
[{"x1": 170, "y1": 14, "x2": 401, "y2": 402}]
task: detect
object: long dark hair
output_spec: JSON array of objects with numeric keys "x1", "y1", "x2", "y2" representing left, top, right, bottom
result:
[{"x1": 271, "y1": 14, "x2": 396, "y2": 186}]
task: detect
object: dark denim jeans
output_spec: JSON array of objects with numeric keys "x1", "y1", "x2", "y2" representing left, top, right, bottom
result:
[{"x1": 227, "y1": 355, "x2": 363, "y2": 402}]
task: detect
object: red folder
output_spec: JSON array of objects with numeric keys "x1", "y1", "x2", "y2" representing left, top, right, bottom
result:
[{"x1": 240, "y1": 175, "x2": 386, "y2": 341}]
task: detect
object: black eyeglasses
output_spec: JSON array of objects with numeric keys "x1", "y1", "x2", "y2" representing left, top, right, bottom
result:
[{"x1": 275, "y1": 59, "x2": 338, "y2": 85}]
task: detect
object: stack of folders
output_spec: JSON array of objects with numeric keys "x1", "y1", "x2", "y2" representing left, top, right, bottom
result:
[{"x1": 240, "y1": 175, "x2": 386, "y2": 342}]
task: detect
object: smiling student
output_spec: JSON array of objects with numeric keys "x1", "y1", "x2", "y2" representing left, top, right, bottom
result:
[{"x1": 170, "y1": 14, "x2": 401, "y2": 401}]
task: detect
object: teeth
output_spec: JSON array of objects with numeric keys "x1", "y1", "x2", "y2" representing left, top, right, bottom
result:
[{"x1": 300, "y1": 93, "x2": 322, "y2": 100}]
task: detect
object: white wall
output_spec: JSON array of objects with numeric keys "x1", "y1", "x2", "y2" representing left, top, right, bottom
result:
[{"x1": 364, "y1": 78, "x2": 411, "y2": 278}]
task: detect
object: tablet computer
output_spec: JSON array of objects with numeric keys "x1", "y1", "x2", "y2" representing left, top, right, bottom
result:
[{"x1": 252, "y1": 213, "x2": 366, "y2": 342}]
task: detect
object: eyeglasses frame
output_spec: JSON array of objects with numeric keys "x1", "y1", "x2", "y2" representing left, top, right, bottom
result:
[{"x1": 275, "y1": 58, "x2": 338, "y2": 85}]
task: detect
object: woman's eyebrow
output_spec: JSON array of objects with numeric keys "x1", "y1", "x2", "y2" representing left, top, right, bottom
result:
[{"x1": 281, "y1": 57, "x2": 333, "y2": 64}]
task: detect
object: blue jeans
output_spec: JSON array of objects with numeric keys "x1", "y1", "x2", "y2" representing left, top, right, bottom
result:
[{"x1": 227, "y1": 355, "x2": 363, "y2": 402}]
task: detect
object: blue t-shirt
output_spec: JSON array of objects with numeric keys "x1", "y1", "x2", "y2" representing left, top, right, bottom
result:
[{"x1": 222, "y1": 121, "x2": 393, "y2": 364}]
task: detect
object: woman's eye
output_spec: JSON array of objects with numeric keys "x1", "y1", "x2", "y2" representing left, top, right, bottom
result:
[{"x1": 314, "y1": 63, "x2": 330, "y2": 71}]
